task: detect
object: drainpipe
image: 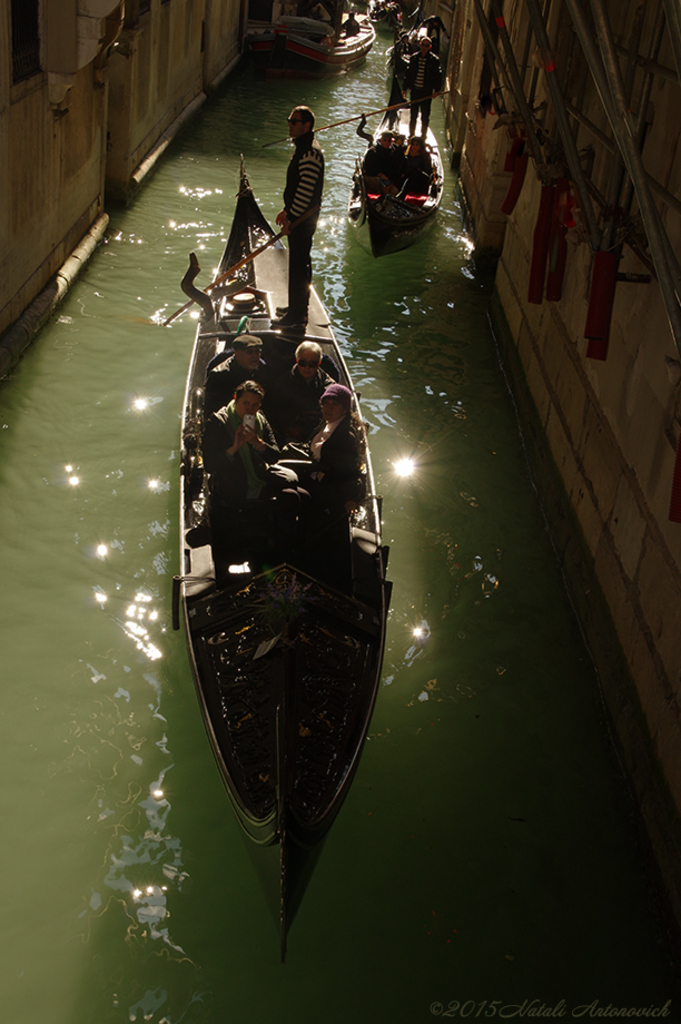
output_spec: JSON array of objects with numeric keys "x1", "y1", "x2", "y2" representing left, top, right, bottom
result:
[{"x1": 524, "y1": 0, "x2": 601, "y2": 250}]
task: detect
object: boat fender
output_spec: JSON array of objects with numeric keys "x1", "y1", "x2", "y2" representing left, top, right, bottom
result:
[
  {"x1": 500, "y1": 151, "x2": 528, "y2": 216},
  {"x1": 527, "y1": 184, "x2": 556, "y2": 304},
  {"x1": 584, "y1": 250, "x2": 619, "y2": 360}
]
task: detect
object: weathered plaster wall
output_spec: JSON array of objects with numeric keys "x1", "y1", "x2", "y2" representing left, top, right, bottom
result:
[
  {"x1": 106, "y1": 0, "x2": 244, "y2": 202},
  {"x1": 106, "y1": 0, "x2": 207, "y2": 201},
  {"x1": 444, "y1": 0, "x2": 681, "y2": 921},
  {"x1": 203, "y1": 0, "x2": 244, "y2": 90},
  {"x1": 0, "y1": 64, "x2": 106, "y2": 336}
]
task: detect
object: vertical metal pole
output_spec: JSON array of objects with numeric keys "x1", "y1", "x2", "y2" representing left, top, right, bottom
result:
[
  {"x1": 661, "y1": 0, "x2": 681, "y2": 84},
  {"x1": 586, "y1": 0, "x2": 681, "y2": 353},
  {"x1": 487, "y1": 0, "x2": 545, "y2": 169},
  {"x1": 618, "y1": 3, "x2": 666, "y2": 216},
  {"x1": 471, "y1": 0, "x2": 514, "y2": 109},
  {"x1": 598, "y1": 4, "x2": 644, "y2": 249},
  {"x1": 524, "y1": 0, "x2": 602, "y2": 248}
]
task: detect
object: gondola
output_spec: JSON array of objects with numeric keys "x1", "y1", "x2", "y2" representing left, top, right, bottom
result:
[
  {"x1": 348, "y1": 79, "x2": 444, "y2": 257},
  {"x1": 367, "y1": 0, "x2": 403, "y2": 32},
  {"x1": 172, "y1": 161, "x2": 391, "y2": 960},
  {"x1": 247, "y1": 13, "x2": 375, "y2": 77}
]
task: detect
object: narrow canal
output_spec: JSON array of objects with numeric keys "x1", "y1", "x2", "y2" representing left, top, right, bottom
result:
[{"x1": 0, "y1": 36, "x2": 678, "y2": 1024}]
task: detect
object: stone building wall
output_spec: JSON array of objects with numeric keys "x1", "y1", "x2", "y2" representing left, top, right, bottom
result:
[
  {"x1": 0, "y1": 0, "x2": 118, "y2": 340},
  {"x1": 0, "y1": 0, "x2": 245, "y2": 368},
  {"x1": 442, "y1": 0, "x2": 681, "y2": 922}
]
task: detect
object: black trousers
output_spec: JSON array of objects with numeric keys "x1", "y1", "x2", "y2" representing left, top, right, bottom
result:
[
  {"x1": 287, "y1": 219, "x2": 317, "y2": 322},
  {"x1": 409, "y1": 88, "x2": 433, "y2": 136}
]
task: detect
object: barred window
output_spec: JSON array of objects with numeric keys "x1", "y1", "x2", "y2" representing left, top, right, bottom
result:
[{"x1": 11, "y1": 0, "x2": 40, "y2": 84}]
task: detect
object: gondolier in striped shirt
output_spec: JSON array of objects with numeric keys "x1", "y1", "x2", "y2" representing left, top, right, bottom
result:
[
  {"x1": 402, "y1": 36, "x2": 442, "y2": 138},
  {"x1": 274, "y1": 106, "x2": 325, "y2": 332}
]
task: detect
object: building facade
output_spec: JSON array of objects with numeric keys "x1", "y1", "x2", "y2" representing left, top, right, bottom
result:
[
  {"x1": 442, "y1": 0, "x2": 681, "y2": 922},
  {"x1": 0, "y1": 0, "x2": 245, "y2": 371}
]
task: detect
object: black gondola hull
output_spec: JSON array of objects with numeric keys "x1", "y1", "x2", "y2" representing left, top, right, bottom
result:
[{"x1": 177, "y1": 164, "x2": 390, "y2": 958}]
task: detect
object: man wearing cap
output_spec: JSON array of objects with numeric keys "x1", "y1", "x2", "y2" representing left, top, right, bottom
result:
[
  {"x1": 204, "y1": 335, "x2": 270, "y2": 419},
  {"x1": 362, "y1": 129, "x2": 405, "y2": 196},
  {"x1": 402, "y1": 35, "x2": 442, "y2": 138},
  {"x1": 272, "y1": 106, "x2": 324, "y2": 332}
]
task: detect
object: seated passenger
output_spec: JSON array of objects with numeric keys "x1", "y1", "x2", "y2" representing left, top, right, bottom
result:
[
  {"x1": 363, "y1": 130, "x2": 405, "y2": 196},
  {"x1": 342, "y1": 10, "x2": 360, "y2": 35},
  {"x1": 268, "y1": 341, "x2": 335, "y2": 442},
  {"x1": 204, "y1": 335, "x2": 270, "y2": 419},
  {"x1": 203, "y1": 381, "x2": 305, "y2": 565},
  {"x1": 397, "y1": 136, "x2": 433, "y2": 197},
  {"x1": 306, "y1": 383, "x2": 365, "y2": 516}
]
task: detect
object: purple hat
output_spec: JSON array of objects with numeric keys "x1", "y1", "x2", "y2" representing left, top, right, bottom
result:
[{"x1": 321, "y1": 383, "x2": 352, "y2": 409}]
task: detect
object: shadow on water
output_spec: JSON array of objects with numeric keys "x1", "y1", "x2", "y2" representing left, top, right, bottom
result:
[{"x1": 0, "y1": 40, "x2": 679, "y2": 1024}]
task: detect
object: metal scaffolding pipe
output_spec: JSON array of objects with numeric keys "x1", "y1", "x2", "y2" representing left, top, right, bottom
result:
[
  {"x1": 564, "y1": 100, "x2": 681, "y2": 218},
  {"x1": 618, "y1": 4, "x2": 666, "y2": 219},
  {"x1": 599, "y1": 4, "x2": 644, "y2": 250},
  {"x1": 524, "y1": 0, "x2": 601, "y2": 248},
  {"x1": 487, "y1": 0, "x2": 545, "y2": 170},
  {"x1": 564, "y1": 0, "x2": 681, "y2": 354},
  {"x1": 471, "y1": 0, "x2": 511, "y2": 111},
  {"x1": 661, "y1": 0, "x2": 681, "y2": 85},
  {"x1": 587, "y1": 0, "x2": 681, "y2": 352}
]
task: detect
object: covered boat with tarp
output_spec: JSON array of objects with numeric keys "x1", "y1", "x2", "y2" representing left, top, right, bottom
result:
[
  {"x1": 247, "y1": 0, "x2": 375, "y2": 77},
  {"x1": 172, "y1": 160, "x2": 391, "y2": 960}
]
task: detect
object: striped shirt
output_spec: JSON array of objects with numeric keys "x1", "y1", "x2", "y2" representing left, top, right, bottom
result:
[
  {"x1": 414, "y1": 54, "x2": 428, "y2": 89},
  {"x1": 284, "y1": 133, "x2": 325, "y2": 222}
]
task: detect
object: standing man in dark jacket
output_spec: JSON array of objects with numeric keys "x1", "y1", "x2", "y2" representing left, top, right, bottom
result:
[
  {"x1": 273, "y1": 106, "x2": 324, "y2": 332},
  {"x1": 402, "y1": 36, "x2": 442, "y2": 138}
]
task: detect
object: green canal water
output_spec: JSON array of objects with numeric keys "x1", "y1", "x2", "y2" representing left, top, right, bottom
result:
[{"x1": 1, "y1": 38, "x2": 678, "y2": 1024}]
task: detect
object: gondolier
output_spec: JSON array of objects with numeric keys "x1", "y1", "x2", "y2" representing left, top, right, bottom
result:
[
  {"x1": 273, "y1": 106, "x2": 324, "y2": 331},
  {"x1": 402, "y1": 36, "x2": 442, "y2": 138}
]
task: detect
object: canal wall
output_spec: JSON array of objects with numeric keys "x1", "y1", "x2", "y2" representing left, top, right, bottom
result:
[
  {"x1": 0, "y1": 0, "x2": 246, "y2": 374},
  {"x1": 441, "y1": 0, "x2": 681, "y2": 923}
]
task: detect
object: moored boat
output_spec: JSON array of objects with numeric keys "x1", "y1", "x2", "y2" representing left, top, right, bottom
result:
[
  {"x1": 348, "y1": 81, "x2": 444, "y2": 257},
  {"x1": 172, "y1": 161, "x2": 391, "y2": 960},
  {"x1": 247, "y1": 13, "x2": 375, "y2": 77}
]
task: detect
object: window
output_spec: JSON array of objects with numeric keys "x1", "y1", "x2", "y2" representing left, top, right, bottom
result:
[{"x1": 11, "y1": 0, "x2": 40, "y2": 84}]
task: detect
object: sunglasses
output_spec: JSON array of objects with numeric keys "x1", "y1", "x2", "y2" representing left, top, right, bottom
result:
[
  {"x1": 288, "y1": 117, "x2": 304, "y2": 124},
  {"x1": 297, "y1": 359, "x2": 320, "y2": 368}
]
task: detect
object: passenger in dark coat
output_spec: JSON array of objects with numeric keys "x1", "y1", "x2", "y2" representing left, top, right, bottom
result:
[
  {"x1": 203, "y1": 380, "x2": 283, "y2": 507},
  {"x1": 307, "y1": 383, "x2": 365, "y2": 514},
  {"x1": 362, "y1": 130, "x2": 405, "y2": 196},
  {"x1": 398, "y1": 136, "x2": 434, "y2": 197},
  {"x1": 204, "y1": 335, "x2": 270, "y2": 419},
  {"x1": 203, "y1": 381, "x2": 305, "y2": 569},
  {"x1": 268, "y1": 340, "x2": 334, "y2": 442}
]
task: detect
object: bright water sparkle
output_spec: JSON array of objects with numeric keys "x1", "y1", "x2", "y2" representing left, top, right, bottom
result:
[{"x1": 0, "y1": 40, "x2": 678, "y2": 1024}]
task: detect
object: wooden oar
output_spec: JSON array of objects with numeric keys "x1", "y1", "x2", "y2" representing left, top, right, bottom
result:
[
  {"x1": 261, "y1": 92, "x2": 443, "y2": 148},
  {"x1": 162, "y1": 205, "x2": 319, "y2": 327}
]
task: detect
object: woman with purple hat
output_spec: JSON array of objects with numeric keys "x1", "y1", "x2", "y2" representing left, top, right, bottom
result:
[{"x1": 307, "y1": 382, "x2": 365, "y2": 515}]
